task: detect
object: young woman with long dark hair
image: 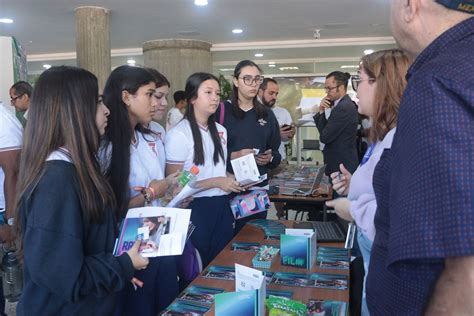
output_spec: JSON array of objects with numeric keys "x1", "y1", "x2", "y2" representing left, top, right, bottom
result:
[
  {"x1": 216, "y1": 60, "x2": 281, "y2": 233},
  {"x1": 101, "y1": 65, "x2": 179, "y2": 315},
  {"x1": 15, "y1": 66, "x2": 148, "y2": 315},
  {"x1": 165, "y1": 72, "x2": 242, "y2": 267}
]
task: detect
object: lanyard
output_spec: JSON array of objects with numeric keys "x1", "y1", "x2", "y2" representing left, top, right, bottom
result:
[{"x1": 360, "y1": 144, "x2": 375, "y2": 166}]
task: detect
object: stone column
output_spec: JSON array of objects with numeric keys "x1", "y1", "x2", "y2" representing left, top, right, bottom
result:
[
  {"x1": 143, "y1": 39, "x2": 212, "y2": 124},
  {"x1": 75, "y1": 6, "x2": 110, "y2": 91}
]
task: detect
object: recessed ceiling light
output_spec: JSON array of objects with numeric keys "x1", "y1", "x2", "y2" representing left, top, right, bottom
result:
[
  {"x1": 364, "y1": 49, "x2": 374, "y2": 55},
  {"x1": 232, "y1": 29, "x2": 243, "y2": 34},
  {"x1": 0, "y1": 18, "x2": 13, "y2": 24},
  {"x1": 254, "y1": 53, "x2": 263, "y2": 57},
  {"x1": 340, "y1": 65, "x2": 358, "y2": 69},
  {"x1": 194, "y1": 0, "x2": 208, "y2": 6},
  {"x1": 219, "y1": 68, "x2": 234, "y2": 71},
  {"x1": 268, "y1": 61, "x2": 275, "y2": 65},
  {"x1": 279, "y1": 66, "x2": 299, "y2": 71},
  {"x1": 127, "y1": 59, "x2": 136, "y2": 65},
  {"x1": 43, "y1": 64, "x2": 51, "y2": 69},
  {"x1": 268, "y1": 64, "x2": 276, "y2": 68}
]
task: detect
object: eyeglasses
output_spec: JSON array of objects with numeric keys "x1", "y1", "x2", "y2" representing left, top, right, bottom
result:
[
  {"x1": 324, "y1": 85, "x2": 340, "y2": 93},
  {"x1": 10, "y1": 94, "x2": 23, "y2": 103},
  {"x1": 351, "y1": 75, "x2": 375, "y2": 92},
  {"x1": 239, "y1": 75, "x2": 264, "y2": 86}
]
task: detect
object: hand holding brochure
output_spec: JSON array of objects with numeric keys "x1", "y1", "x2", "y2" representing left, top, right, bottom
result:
[
  {"x1": 231, "y1": 153, "x2": 267, "y2": 186},
  {"x1": 114, "y1": 206, "x2": 191, "y2": 257}
]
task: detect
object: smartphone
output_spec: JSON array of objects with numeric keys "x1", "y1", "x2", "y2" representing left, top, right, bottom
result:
[
  {"x1": 281, "y1": 124, "x2": 292, "y2": 131},
  {"x1": 327, "y1": 99, "x2": 335, "y2": 107}
]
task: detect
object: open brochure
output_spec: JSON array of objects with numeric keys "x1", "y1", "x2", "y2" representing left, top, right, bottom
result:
[
  {"x1": 114, "y1": 206, "x2": 191, "y2": 257},
  {"x1": 231, "y1": 153, "x2": 267, "y2": 186},
  {"x1": 166, "y1": 184, "x2": 201, "y2": 208}
]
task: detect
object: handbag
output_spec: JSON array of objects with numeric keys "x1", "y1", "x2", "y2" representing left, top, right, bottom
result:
[{"x1": 229, "y1": 189, "x2": 270, "y2": 220}]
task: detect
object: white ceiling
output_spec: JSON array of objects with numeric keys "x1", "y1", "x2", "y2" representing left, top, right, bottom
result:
[{"x1": 0, "y1": 0, "x2": 396, "y2": 76}]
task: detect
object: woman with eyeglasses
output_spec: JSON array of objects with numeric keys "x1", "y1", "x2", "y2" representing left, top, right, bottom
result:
[
  {"x1": 15, "y1": 66, "x2": 148, "y2": 315},
  {"x1": 216, "y1": 60, "x2": 281, "y2": 234},
  {"x1": 326, "y1": 49, "x2": 411, "y2": 316}
]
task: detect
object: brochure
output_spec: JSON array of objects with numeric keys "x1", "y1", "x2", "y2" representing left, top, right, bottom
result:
[
  {"x1": 215, "y1": 290, "x2": 259, "y2": 316},
  {"x1": 114, "y1": 206, "x2": 191, "y2": 257},
  {"x1": 307, "y1": 299, "x2": 347, "y2": 316},
  {"x1": 177, "y1": 285, "x2": 224, "y2": 306},
  {"x1": 235, "y1": 264, "x2": 266, "y2": 316},
  {"x1": 230, "y1": 153, "x2": 266, "y2": 186}
]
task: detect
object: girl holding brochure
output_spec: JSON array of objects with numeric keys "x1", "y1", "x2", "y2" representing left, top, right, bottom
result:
[
  {"x1": 216, "y1": 60, "x2": 281, "y2": 233},
  {"x1": 326, "y1": 49, "x2": 410, "y2": 316},
  {"x1": 15, "y1": 66, "x2": 148, "y2": 315},
  {"x1": 102, "y1": 65, "x2": 178, "y2": 315},
  {"x1": 165, "y1": 72, "x2": 243, "y2": 267}
]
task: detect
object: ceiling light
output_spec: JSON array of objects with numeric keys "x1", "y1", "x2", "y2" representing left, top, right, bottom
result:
[
  {"x1": 254, "y1": 53, "x2": 263, "y2": 57},
  {"x1": 279, "y1": 66, "x2": 299, "y2": 71},
  {"x1": 194, "y1": 0, "x2": 208, "y2": 6},
  {"x1": 340, "y1": 65, "x2": 359, "y2": 69},
  {"x1": 127, "y1": 59, "x2": 136, "y2": 65},
  {"x1": 219, "y1": 68, "x2": 234, "y2": 71},
  {"x1": 268, "y1": 61, "x2": 275, "y2": 65},
  {"x1": 232, "y1": 29, "x2": 243, "y2": 34},
  {"x1": 268, "y1": 64, "x2": 276, "y2": 68},
  {"x1": 364, "y1": 49, "x2": 374, "y2": 55},
  {"x1": 43, "y1": 64, "x2": 51, "y2": 69},
  {"x1": 0, "y1": 18, "x2": 13, "y2": 24}
]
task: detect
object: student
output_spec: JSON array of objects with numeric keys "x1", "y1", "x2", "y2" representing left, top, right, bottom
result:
[
  {"x1": 101, "y1": 65, "x2": 178, "y2": 315},
  {"x1": 166, "y1": 90, "x2": 186, "y2": 131},
  {"x1": 15, "y1": 66, "x2": 148, "y2": 315},
  {"x1": 217, "y1": 60, "x2": 281, "y2": 233},
  {"x1": 326, "y1": 49, "x2": 411, "y2": 316},
  {"x1": 165, "y1": 72, "x2": 242, "y2": 267},
  {"x1": 146, "y1": 68, "x2": 170, "y2": 173}
]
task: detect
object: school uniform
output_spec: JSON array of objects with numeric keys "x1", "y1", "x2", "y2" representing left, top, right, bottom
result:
[
  {"x1": 114, "y1": 130, "x2": 178, "y2": 316},
  {"x1": 165, "y1": 119, "x2": 234, "y2": 267}
]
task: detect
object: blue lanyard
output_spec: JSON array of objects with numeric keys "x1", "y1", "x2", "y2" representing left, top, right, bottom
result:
[{"x1": 360, "y1": 144, "x2": 375, "y2": 166}]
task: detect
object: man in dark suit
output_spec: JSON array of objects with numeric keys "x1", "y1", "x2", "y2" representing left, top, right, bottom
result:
[{"x1": 313, "y1": 71, "x2": 358, "y2": 177}]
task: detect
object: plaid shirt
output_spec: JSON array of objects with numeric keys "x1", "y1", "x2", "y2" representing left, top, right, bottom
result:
[{"x1": 367, "y1": 17, "x2": 474, "y2": 315}]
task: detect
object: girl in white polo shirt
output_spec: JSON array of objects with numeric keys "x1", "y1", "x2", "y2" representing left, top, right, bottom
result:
[{"x1": 165, "y1": 72, "x2": 243, "y2": 267}]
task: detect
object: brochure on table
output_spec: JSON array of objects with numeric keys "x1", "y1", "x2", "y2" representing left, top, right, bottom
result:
[
  {"x1": 280, "y1": 228, "x2": 317, "y2": 269},
  {"x1": 114, "y1": 206, "x2": 191, "y2": 257},
  {"x1": 214, "y1": 264, "x2": 265, "y2": 316}
]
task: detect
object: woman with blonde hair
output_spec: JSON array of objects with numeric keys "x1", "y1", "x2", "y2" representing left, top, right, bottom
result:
[{"x1": 326, "y1": 49, "x2": 411, "y2": 315}]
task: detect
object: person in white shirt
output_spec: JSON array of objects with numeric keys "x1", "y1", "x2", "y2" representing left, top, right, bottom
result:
[
  {"x1": 258, "y1": 78, "x2": 295, "y2": 160},
  {"x1": 165, "y1": 72, "x2": 242, "y2": 267},
  {"x1": 258, "y1": 78, "x2": 295, "y2": 218},
  {"x1": 102, "y1": 65, "x2": 179, "y2": 314},
  {"x1": 166, "y1": 90, "x2": 186, "y2": 131}
]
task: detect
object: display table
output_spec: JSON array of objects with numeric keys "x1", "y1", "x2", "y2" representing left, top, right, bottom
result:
[{"x1": 186, "y1": 221, "x2": 349, "y2": 315}]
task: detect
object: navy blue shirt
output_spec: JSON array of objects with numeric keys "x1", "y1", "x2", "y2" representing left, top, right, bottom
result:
[
  {"x1": 18, "y1": 161, "x2": 134, "y2": 315},
  {"x1": 367, "y1": 17, "x2": 474, "y2": 315},
  {"x1": 218, "y1": 101, "x2": 281, "y2": 184}
]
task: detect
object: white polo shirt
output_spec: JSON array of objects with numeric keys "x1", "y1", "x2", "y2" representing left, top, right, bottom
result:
[
  {"x1": 0, "y1": 103, "x2": 23, "y2": 209},
  {"x1": 165, "y1": 119, "x2": 228, "y2": 198},
  {"x1": 271, "y1": 106, "x2": 293, "y2": 160}
]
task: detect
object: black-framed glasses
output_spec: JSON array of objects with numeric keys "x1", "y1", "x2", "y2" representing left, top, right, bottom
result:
[
  {"x1": 239, "y1": 75, "x2": 264, "y2": 86},
  {"x1": 351, "y1": 75, "x2": 375, "y2": 92},
  {"x1": 10, "y1": 94, "x2": 23, "y2": 102},
  {"x1": 324, "y1": 85, "x2": 340, "y2": 93}
]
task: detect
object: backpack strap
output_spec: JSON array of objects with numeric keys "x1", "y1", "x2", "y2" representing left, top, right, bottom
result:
[{"x1": 219, "y1": 101, "x2": 225, "y2": 125}]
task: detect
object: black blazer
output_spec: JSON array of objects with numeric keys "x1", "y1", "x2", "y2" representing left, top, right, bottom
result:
[{"x1": 313, "y1": 95, "x2": 359, "y2": 176}]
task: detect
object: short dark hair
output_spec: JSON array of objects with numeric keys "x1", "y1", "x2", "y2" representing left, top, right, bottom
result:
[
  {"x1": 326, "y1": 71, "x2": 351, "y2": 90},
  {"x1": 11, "y1": 81, "x2": 33, "y2": 97},
  {"x1": 173, "y1": 90, "x2": 186, "y2": 104},
  {"x1": 259, "y1": 78, "x2": 278, "y2": 91}
]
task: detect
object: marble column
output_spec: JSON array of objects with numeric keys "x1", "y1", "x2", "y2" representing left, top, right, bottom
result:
[
  {"x1": 143, "y1": 39, "x2": 212, "y2": 124},
  {"x1": 75, "y1": 6, "x2": 110, "y2": 91}
]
